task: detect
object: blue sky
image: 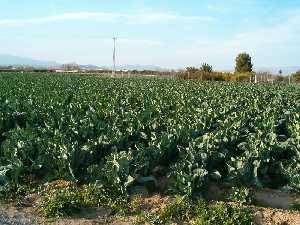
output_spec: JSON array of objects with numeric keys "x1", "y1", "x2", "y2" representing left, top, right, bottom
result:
[{"x1": 0, "y1": 0, "x2": 299, "y2": 69}]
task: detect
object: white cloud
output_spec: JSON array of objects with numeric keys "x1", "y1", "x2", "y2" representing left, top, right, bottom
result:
[
  {"x1": 85, "y1": 36, "x2": 163, "y2": 46},
  {"x1": 177, "y1": 10, "x2": 300, "y2": 69},
  {"x1": 234, "y1": 14, "x2": 300, "y2": 46},
  {"x1": 118, "y1": 38, "x2": 162, "y2": 46},
  {"x1": 0, "y1": 12, "x2": 121, "y2": 26},
  {"x1": 207, "y1": 4, "x2": 225, "y2": 13},
  {"x1": 125, "y1": 13, "x2": 214, "y2": 24},
  {"x1": 0, "y1": 12, "x2": 215, "y2": 27}
]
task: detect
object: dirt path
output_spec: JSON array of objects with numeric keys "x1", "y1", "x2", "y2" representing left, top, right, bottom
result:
[
  {"x1": 252, "y1": 206, "x2": 300, "y2": 225},
  {"x1": 1, "y1": 196, "x2": 300, "y2": 225},
  {"x1": 0, "y1": 206, "x2": 37, "y2": 225}
]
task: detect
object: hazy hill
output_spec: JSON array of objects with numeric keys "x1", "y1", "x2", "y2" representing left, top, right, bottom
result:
[
  {"x1": 254, "y1": 66, "x2": 300, "y2": 75},
  {"x1": 0, "y1": 54, "x2": 60, "y2": 68},
  {"x1": 0, "y1": 54, "x2": 298, "y2": 74}
]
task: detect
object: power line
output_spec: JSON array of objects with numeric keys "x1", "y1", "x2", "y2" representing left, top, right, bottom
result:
[{"x1": 112, "y1": 37, "x2": 117, "y2": 77}]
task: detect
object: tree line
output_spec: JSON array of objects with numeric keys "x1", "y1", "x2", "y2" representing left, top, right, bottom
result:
[
  {"x1": 177, "y1": 52, "x2": 255, "y2": 81},
  {"x1": 178, "y1": 52, "x2": 300, "y2": 83}
]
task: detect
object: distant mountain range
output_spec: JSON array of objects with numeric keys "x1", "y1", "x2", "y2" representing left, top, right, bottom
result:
[
  {"x1": 114, "y1": 64, "x2": 169, "y2": 71},
  {"x1": 0, "y1": 54, "x2": 60, "y2": 68},
  {"x1": 0, "y1": 54, "x2": 168, "y2": 71},
  {"x1": 254, "y1": 67, "x2": 300, "y2": 75},
  {"x1": 0, "y1": 54, "x2": 299, "y2": 74},
  {"x1": 79, "y1": 64, "x2": 169, "y2": 71}
]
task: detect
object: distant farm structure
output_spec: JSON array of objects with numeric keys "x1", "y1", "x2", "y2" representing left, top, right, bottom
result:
[{"x1": 0, "y1": 65, "x2": 297, "y2": 84}]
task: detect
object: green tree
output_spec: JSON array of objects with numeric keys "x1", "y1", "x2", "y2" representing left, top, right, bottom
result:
[
  {"x1": 186, "y1": 67, "x2": 199, "y2": 73},
  {"x1": 200, "y1": 63, "x2": 213, "y2": 73},
  {"x1": 235, "y1": 53, "x2": 253, "y2": 73}
]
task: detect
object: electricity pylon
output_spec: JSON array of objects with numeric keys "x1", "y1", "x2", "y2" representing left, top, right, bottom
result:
[{"x1": 112, "y1": 37, "x2": 117, "y2": 77}]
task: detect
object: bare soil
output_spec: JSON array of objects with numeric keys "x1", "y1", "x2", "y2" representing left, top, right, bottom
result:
[
  {"x1": 1, "y1": 194, "x2": 300, "y2": 225},
  {"x1": 252, "y1": 206, "x2": 300, "y2": 225},
  {"x1": 253, "y1": 188, "x2": 299, "y2": 209},
  {"x1": 206, "y1": 183, "x2": 299, "y2": 209}
]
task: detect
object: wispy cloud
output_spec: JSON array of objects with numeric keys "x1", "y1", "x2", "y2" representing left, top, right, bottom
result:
[
  {"x1": 229, "y1": 11, "x2": 300, "y2": 50},
  {"x1": 207, "y1": 4, "x2": 225, "y2": 13},
  {"x1": 177, "y1": 10, "x2": 300, "y2": 68},
  {"x1": 0, "y1": 12, "x2": 119, "y2": 26},
  {"x1": 0, "y1": 12, "x2": 215, "y2": 27},
  {"x1": 118, "y1": 38, "x2": 162, "y2": 46},
  {"x1": 0, "y1": 12, "x2": 120, "y2": 26},
  {"x1": 85, "y1": 36, "x2": 163, "y2": 46},
  {"x1": 125, "y1": 13, "x2": 215, "y2": 24}
]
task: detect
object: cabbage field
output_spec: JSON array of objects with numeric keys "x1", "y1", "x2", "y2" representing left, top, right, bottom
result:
[{"x1": 1, "y1": 72, "x2": 300, "y2": 199}]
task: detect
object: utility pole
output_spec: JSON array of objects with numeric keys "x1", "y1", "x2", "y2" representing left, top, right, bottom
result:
[
  {"x1": 112, "y1": 37, "x2": 117, "y2": 77},
  {"x1": 265, "y1": 73, "x2": 267, "y2": 83}
]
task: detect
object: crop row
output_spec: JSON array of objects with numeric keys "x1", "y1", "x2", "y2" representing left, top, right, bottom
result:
[{"x1": 1, "y1": 72, "x2": 300, "y2": 198}]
